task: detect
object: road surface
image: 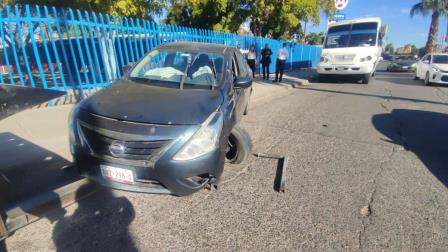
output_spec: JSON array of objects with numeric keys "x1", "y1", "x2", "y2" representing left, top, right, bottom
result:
[{"x1": 3, "y1": 63, "x2": 448, "y2": 251}]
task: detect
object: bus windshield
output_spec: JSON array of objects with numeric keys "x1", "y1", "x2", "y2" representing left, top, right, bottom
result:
[{"x1": 324, "y1": 22, "x2": 378, "y2": 49}]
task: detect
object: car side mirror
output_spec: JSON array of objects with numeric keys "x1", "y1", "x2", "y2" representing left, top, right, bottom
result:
[
  {"x1": 422, "y1": 60, "x2": 429, "y2": 64},
  {"x1": 378, "y1": 57, "x2": 383, "y2": 61},
  {"x1": 235, "y1": 76, "x2": 252, "y2": 88}
]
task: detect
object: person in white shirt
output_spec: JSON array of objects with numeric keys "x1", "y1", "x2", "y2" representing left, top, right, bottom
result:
[
  {"x1": 246, "y1": 45, "x2": 257, "y2": 78},
  {"x1": 274, "y1": 43, "x2": 289, "y2": 82}
]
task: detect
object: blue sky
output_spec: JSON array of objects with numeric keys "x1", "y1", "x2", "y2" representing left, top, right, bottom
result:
[{"x1": 307, "y1": 0, "x2": 448, "y2": 48}]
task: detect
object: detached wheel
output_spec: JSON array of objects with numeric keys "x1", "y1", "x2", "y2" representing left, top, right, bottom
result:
[
  {"x1": 362, "y1": 73, "x2": 371, "y2": 84},
  {"x1": 226, "y1": 124, "x2": 252, "y2": 164}
]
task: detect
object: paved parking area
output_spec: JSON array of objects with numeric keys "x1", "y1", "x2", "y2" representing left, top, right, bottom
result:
[{"x1": 3, "y1": 66, "x2": 448, "y2": 251}]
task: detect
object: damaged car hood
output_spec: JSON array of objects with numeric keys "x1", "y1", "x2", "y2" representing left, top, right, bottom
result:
[{"x1": 79, "y1": 80, "x2": 223, "y2": 125}]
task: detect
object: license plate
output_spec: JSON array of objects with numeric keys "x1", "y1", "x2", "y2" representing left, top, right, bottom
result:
[
  {"x1": 402, "y1": 66, "x2": 409, "y2": 69},
  {"x1": 336, "y1": 67, "x2": 346, "y2": 71},
  {"x1": 100, "y1": 165, "x2": 134, "y2": 184}
]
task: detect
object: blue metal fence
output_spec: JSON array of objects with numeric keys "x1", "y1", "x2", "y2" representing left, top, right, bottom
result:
[{"x1": 0, "y1": 4, "x2": 321, "y2": 97}]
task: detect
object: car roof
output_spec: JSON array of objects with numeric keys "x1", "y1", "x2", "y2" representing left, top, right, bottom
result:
[{"x1": 156, "y1": 42, "x2": 235, "y2": 55}]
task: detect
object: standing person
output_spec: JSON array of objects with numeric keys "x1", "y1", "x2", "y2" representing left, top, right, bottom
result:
[
  {"x1": 261, "y1": 44, "x2": 273, "y2": 80},
  {"x1": 246, "y1": 45, "x2": 256, "y2": 78},
  {"x1": 274, "y1": 43, "x2": 289, "y2": 83}
]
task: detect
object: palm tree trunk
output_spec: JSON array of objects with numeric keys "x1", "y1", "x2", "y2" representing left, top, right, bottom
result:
[{"x1": 426, "y1": 11, "x2": 440, "y2": 53}]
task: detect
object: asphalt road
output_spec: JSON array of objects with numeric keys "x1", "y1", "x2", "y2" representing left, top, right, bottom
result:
[{"x1": 3, "y1": 62, "x2": 448, "y2": 251}]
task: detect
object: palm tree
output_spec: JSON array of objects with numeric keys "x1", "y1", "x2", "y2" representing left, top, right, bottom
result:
[{"x1": 411, "y1": 0, "x2": 448, "y2": 53}]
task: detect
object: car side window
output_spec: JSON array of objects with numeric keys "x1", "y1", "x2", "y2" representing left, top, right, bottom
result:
[
  {"x1": 232, "y1": 54, "x2": 239, "y2": 81},
  {"x1": 235, "y1": 52, "x2": 248, "y2": 77},
  {"x1": 421, "y1": 55, "x2": 428, "y2": 62}
]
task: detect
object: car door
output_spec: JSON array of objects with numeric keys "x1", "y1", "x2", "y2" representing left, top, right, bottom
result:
[
  {"x1": 417, "y1": 55, "x2": 425, "y2": 78},
  {"x1": 421, "y1": 54, "x2": 431, "y2": 77},
  {"x1": 234, "y1": 50, "x2": 252, "y2": 116}
]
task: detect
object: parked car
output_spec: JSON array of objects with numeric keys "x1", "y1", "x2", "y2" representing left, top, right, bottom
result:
[
  {"x1": 69, "y1": 42, "x2": 253, "y2": 196},
  {"x1": 387, "y1": 55, "x2": 417, "y2": 72},
  {"x1": 415, "y1": 53, "x2": 448, "y2": 85}
]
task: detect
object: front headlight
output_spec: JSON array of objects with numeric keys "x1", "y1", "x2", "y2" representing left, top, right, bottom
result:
[
  {"x1": 432, "y1": 66, "x2": 440, "y2": 72},
  {"x1": 173, "y1": 112, "x2": 223, "y2": 161},
  {"x1": 360, "y1": 56, "x2": 373, "y2": 62},
  {"x1": 320, "y1": 56, "x2": 329, "y2": 63}
]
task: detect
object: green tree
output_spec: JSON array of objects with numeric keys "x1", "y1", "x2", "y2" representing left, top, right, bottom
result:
[
  {"x1": 384, "y1": 43, "x2": 394, "y2": 54},
  {"x1": 166, "y1": 0, "x2": 326, "y2": 39},
  {"x1": 166, "y1": 0, "x2": 245, "y2": 32},
  {"x1": 410, "y1": 0, "x2": 448, "y2": 53},
  {"x1": 1, "y1": 0, "x2": 167, "y2": 19},
  {"x1": 305, "y1": 32, "x2": 324, "y2": 45}
]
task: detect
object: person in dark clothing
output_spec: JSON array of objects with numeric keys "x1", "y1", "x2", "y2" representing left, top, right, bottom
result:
[
  {"x1": 274, "y1": 43, "x2": 289, "y2": 83},
  {"x1": 260, "y1": 44, "x2": 273, "y2": 80},
  {"x1": 246, "y1": 45, "x2": 256, "y2": 78}
]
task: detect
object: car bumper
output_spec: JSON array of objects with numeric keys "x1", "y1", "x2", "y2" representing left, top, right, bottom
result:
[
  {"x1": 74, "y1": 145, "x2": 225, "y2": 196},
  {"x1": 430, "y1": 72, "x2": 448, "y2": 84},
  {"x1": 317, "y1": 64, "x2": 374, "y2": 75},
  {"x1": 388, "y1": 66, "x2": 415, "y2": 72},
  {"x1": 71, "y1": 112, "x2": 227, "y2": 196}
]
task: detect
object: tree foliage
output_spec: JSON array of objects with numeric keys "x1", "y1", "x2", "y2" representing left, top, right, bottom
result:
[
  {"x1": 167, "y1": 0, "x2": 330, "y2": 39},
  {"x1": 384, "y1": 43, "x2": 394, "y2": 55},
  {"x1": 410, "y1": 0, "x2": 448, "y2": 52},
  {"x1": 305, "y1": 32, "x2": 325, "y2": 45},
  {"x1": 1, "y1": 0, "x2": 167, "y2": 19}
]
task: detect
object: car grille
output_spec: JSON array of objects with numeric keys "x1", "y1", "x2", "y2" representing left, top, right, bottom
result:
[
  {"x1": 80, "y1": 125, "x2": 171, "y2": 160},
  {"x1": 334, "y1": 54, "x2": 355, "y2": 63},
  {"x1": 441, "y1": 76, "x2": 448, "y2": 82}
]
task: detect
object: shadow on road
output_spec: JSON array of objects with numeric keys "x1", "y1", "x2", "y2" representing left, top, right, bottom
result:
[
  {"x1": 0, "y1": 132, "x2": 78, "y2": 212},
  {"x1": 52, "y1": 189, "x2": 137, "y2": 251},
  {"x1": 372, "y1": 109, "x2": 448, "y2": 188},
  {"x1": 295, "y1": 86, "x2": 448, "y2": 107}
]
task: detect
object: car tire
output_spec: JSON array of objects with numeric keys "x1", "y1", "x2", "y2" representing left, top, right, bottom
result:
[
  {"x1": 425, "y1": 72, "x2": 431, "y2": 86},
  {"x1": 226, "y1": 124, "x2": 252, "y2": 164},
  {"x1": 414, "y1": 72, "x2": 419, "y2": 80},
  {"x1": 362, "y1": 73, "x2": 370, "y2": 84}
]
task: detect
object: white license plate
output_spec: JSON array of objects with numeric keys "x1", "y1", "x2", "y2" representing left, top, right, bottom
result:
[
  {"x1": 100, "y1": 165, "x2": 134, "y2": 184},
  {"x1": 402, "y1": 66, "x2": 409, "y2": 69},
  {"x1": 336, "y1": 67, "x2": 346, "y2": 71}
]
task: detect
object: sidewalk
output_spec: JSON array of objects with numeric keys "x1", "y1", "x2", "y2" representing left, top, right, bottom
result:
[{"x1": 0, "y1": 70, "x2": 306, "y2": 236}]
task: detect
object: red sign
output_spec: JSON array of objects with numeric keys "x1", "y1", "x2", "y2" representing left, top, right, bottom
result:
[{"x1": 335, "y1": 0, "x2": 349, "y2": 10}]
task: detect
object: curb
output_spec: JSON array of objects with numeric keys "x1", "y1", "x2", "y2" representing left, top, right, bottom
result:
[{"x1": 1, "y1": 178, "x2": 98, "y2": 239}]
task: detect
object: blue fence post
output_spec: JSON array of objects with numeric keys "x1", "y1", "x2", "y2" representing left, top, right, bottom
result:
[
  {"x1": 69, "y1": 8, "x2": 92, "y2": 94},
  {"x1": 124, "y1": 17, "x2": 136, "y2": 63},
  {"x1": 105, "y1": 14, "x2": 121, "y2": 80},
  {"x1": 6, "y1": 6, "x2": 25, "y2": 85},
  {"x1": 117, "y1": 16, "x2": 130, "y2": 66},
  {"x1": 99, "y1": 13, "x2": 116, "y2": 82},
  {"x1": 84, "y1": 10, "x2": 104, "y2": 87},
  {"x1": 76, "y1": 9, "x2": 96, "y2": 86},
  {"x1": 91, "y1": 12, "x2": 110, "y2": 85},
  {"x1": 36, "y1": 5, "x2": 58, "y2": 88},
  {"x1": 43, "y1": 6, "x2": 67, "y2": 91},
  {"x1": 113, "y1": 16, "x2": 125, "y2": 71},
  {"x1": 53, "y1": 7, "x2": 74, "y2": 90},
  {"x1": 25, "y1": 5, "x2": 48, "y2": 88},
  {"x1": 61, "y1": 8, "x2": 83, "y2": 98},
  {"x1": 21, "y1": 4, "x2": 37, "y2": 87},
  {"x1": 1, "y1": 7, "x2": 15, "y2": 84}
]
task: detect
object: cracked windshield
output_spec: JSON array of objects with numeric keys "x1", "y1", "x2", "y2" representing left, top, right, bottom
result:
[{"x1": 1, "y1": 0, "x2": 447, "y2": 251}]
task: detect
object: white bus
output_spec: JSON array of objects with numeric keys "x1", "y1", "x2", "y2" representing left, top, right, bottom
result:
[{"x1": 317, "y1": 17, "x2": 386, "y2": 84}]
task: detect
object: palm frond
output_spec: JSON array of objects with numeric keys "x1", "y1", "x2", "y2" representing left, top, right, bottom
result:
[{"x1": 410, "y1": 2, "x2": 427, "y2": 17}]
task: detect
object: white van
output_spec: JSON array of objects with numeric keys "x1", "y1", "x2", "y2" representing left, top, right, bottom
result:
[{"x1": 317, "y1": 17, "x2": 385, "y2": 84}]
